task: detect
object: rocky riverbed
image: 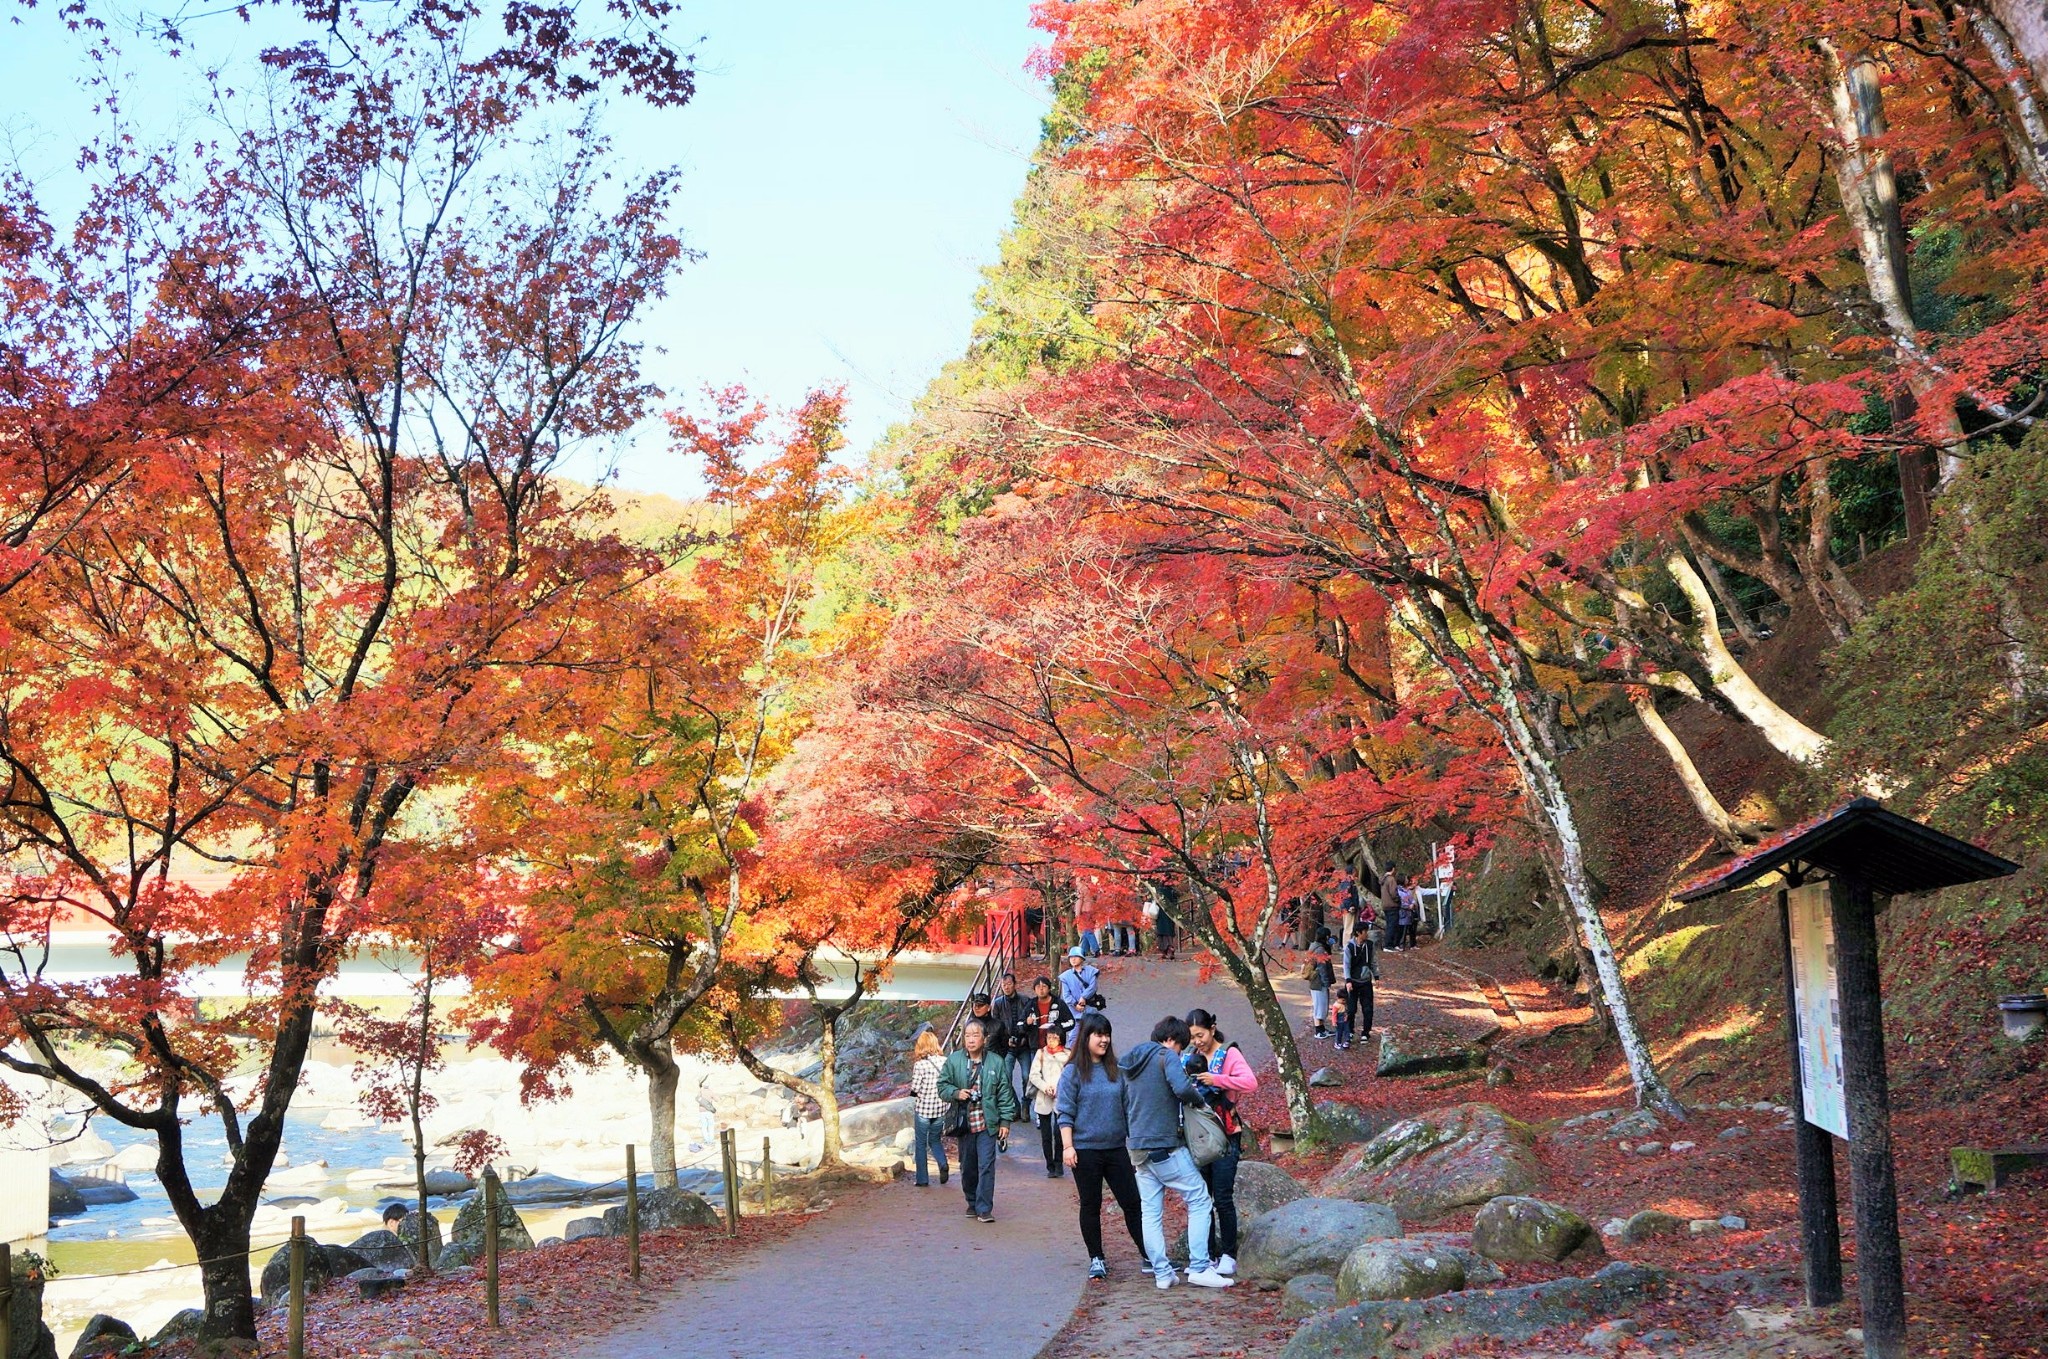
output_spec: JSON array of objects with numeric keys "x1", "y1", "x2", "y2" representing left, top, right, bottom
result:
[{"x1": 26, "y1": 1000, "x2": 950, "y2": 1353}]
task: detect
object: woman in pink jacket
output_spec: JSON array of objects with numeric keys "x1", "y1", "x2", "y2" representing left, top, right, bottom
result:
[{"x1": 1181, "y1": 1008, "x2": 1259, "y2": 1276}]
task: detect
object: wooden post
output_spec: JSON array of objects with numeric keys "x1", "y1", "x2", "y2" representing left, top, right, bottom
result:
[
  {"x1": 625, "y1": 1144, "x2": 641, "y2": 1284},
  {"x1": 2, "y1": 1241, "x2": 15, "y2": 1359},
  {"x1": 1778, "y1": 886, "x2": 1844, "y2": 1307},
  {"x1": 1831, "y1": 876, "x2": 1908, "y2": 1359},
  {"x1": 287, "y1": 1216, "x2": 308, "y2": 1359},
  {"x1": 762, "y1": 1135, "x2": 774, "y2": 1214},
  {"x1": 483, "y1": 1174, "x2": 501, "y2": 1328},
  {"x1": 720, "y1": 1128, "x2": 740, "y2": 1237}
]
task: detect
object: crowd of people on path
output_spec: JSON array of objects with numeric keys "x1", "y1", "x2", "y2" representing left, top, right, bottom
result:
[{"x1": 905, "y1": 948, "x2": 1254, "y2": 1289}]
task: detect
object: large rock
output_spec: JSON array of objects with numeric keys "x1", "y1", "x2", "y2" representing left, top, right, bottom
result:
[
  {"x1": 601, "y1": 1187, "x2": 721, "y2": 1236},
  {"x1": 146, "y1": 1311, "x2": 204, "y2": 1349},
  {"x1": 396, "y1": 1208, "x2": 443, "y2": 1265},
  {"x1": 1375, "y1": 1025, "x2": 1489, "y2": 1078},
  {"x1": 838, "y1": 1096, "x2": 915, "y2": 1147},
  {"x1": 347, "y1": 1229, "x2": 414, "y2": 1270},
  {"x1": 495, "y1": 1173, "x2": 606, "y2": 1206},
  {"x1": 1336, "y1": 1241, "x2": 1468, "y2": 1302},
  {"x1": 563, "y1": 1216, "x2": 609, "y2": 1242},
  {"x1": 1616, "y1": 1210, "x2": 1686, "y2": 1245},
  {"x1": 1399, "y1": 1232, "x2": 1504, "y2": 1287},
  {"x1": 66, "y1": 1171, "x2": 138, "y2": 1207},
  {"x1": 346, "y1": 1267, "x2": 406, "y2": 1301},
  {"x1": 1240, "y1": 1197, "x2": 1402, "y2": 1283},
  {"x1": 7, "y1": 1253, "x2": 58, "y2": 1359},
  {"x1": 1313, "y1": 1101, "x2": 1393, "y2": 1145},
  {"x1": 378, "y1": 1169, "x2": 473, "y2": 1197},
  {"x1": 1471, "y1": 1195, "x2": 1601, "y2": 1264},
  {"x1": 442, "y1": 1173, "x2": 534, "y2": 1269},
  {"x1": 258, "y1": 1243, "x2": 373, "y2": 1303},
  {"x1": 68, "y1": 1314, "x2": 135, "y2": 1359},
  {"x1": 46, "y1": 1172, "x2": 86, "y2": 1218},
  {"x1": 1234, "y1": 1161, "x2": 1310, "y2": 1222},
  {"x1": 1320, "y1": 1104, "x2": 1540, "y2": 1221},
  {"x1": 1279, "y1": 1262, "x2": 1670, "y2": 1359},
  {"x1": 1283, "y1": 1275, "x2": 1340, "y2": 1320}
]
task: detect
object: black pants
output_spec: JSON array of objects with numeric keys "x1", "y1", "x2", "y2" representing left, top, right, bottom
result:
[
  {"x1": 1072, "y1": 1146, "x2": 1145, "y2": 1262},
  {"x1": 1198, "y1": 1133, "x2": 1243, "y2": 1257},
  {"x1": 1342, "y1": 979, "x2": 1374, "y2": 1040},
  {"x1": 1037, "y1": 1111, "x2": 1063, "y2": 1174}
]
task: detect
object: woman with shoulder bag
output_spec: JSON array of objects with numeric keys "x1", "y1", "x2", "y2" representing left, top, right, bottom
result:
[
  {"x1": 1029, "y1": 1026, "x2": 1071, "y2": 1178},
  {"x1": 1183, "y1": 1008, "x2": 1257, "y2": 1277}
]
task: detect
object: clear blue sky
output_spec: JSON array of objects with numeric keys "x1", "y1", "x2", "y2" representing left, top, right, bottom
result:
[{"x1": 0, "y1": 1, "x2": 1047, "y2": 496}]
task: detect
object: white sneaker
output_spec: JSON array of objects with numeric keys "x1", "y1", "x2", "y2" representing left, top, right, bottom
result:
[
  {"x1": 1216, "y1": 1254, "x2": 1237, "y2": 1277},
  {"x1": 1186, "y1": 1268, "x2": 1236, "y2": 1289},
  {"x1": 1154, "y1": 1272, "x2": 1178, "y2": 1290}
]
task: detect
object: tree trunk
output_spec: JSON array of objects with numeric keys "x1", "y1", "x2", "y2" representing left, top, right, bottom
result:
[
  {"x1": 816, "y1": 1016, "x2": 844, "y2": 1167},
  {"x1": 192, "y1": 1213, "x2": 257, "y2": 1342},
  {"x1": 1690, "y1": 549, "x2": 1761, "y2": 646},
  {"x1": 1181, "y1": 907, "x2": 1315, "y2": 1137},
  {"x1": 1628, "y1": 687, "x2": 1768, "y2": 851},
  {"x1": 1667, "y1": 553, "x2": 1831, "y2": 765},
  {"x1": 411, "y1": 971, "x2": 434, "y2": 1272},
  {"x1": 640, "y1": 1035, "x2": 683, "y2": 1189},
  {"x1": 1990, "y1": 0, "x2": 2048, "y2": 108},
  {"x1": 1968, "y1": 6, "x2": 2048, "y2": 192}
]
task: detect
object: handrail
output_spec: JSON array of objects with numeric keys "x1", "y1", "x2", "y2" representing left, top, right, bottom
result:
[{"x1": 942, "y1": 910, "x2": 1020, "y2": 1050}]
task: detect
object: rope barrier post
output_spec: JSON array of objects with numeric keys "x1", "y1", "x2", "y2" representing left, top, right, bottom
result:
[
  {"x1": 2, "y1": 1241, "x2": 15, "y2": 1359},
  {"x1": 287, "y1": 1215, "x2": 307, "y2": 1359},
  {"x1": 483, "y1": 1173, "x2": 501, "y2": 1328},
  {"x1": 762, "y1": 1135, "x2": 773, "y2": 1214},
  {"x1": 624, "y1": 1144, "x2": 641, "y2": 1285},
  {"x1": 720, "y1": 1128, "x2": 739, "y2": 1237}
]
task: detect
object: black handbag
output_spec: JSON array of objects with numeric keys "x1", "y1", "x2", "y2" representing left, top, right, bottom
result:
[{"x1": 944, "y1": 1057, "x2": 983, "y2": 1138}]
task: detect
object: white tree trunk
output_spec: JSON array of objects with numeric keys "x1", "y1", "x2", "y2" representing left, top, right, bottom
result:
[
  {"x1": 1666, "y1": 553, "x2": 1832, "y2": 766},
  {"x1": 1990, "y1": 0, "x2": 2048, "y2": 106},
  {"x1": 1971, "y1": 7, "x2": 2048, "y2": 192},
  {"x1": 1628, "y1": 687, "x2": 1766, "y2": 851}
]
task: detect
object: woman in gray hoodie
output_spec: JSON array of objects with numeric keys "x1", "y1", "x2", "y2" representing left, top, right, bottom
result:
[{"x1": 1054, "y1": 1012, "x2": 1147, "y2": 1281}]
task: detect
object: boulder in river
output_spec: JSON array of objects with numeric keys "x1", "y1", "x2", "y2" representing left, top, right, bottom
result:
[
  {"x1": 602, "y1": 1187, "x2": 721, "y2": 1235},
  {"x1": 47, "y1": 1171, "x2": 87, "y2": 1218},
  {"x1": 1239, "y1": 1197, "x2": 1402, "y2": 1283},
  {"x1": 67, "y1": 1171, "x2": 137, "y2": 1207},
  {"x1": 838, "y1": 1096, "x2": 915, "y2": 1147},
  {"x1": 1471, "y1": 1195, "x2": 1601, "y2": 1264},
  {"x1": 1233, "y1": 1161, "x2": 1309, "y2": 1222},
  {"x1": 1280, "y1": 1262, "x2": 1670, "y2": 1359},
  {"x1": 495, "y1": 1173, "x2": 605, "y2": 1206},
  {"x1": 68, "y1": 1314, "x2": 136, "y2": 1359},
  {"x1": 377, "y1": 1168, "x2": 473, "y2": 1197},
  {"x1": 1336, "y1": 1241, "x2": 1467, "y2": 1302},
  {"x1": 1320, "y1": 1103, "x2": 1540, "y2": 1221}
]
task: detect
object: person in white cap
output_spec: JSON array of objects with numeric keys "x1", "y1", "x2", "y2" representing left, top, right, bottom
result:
[{"x1": 1059, "y1": 947, "x2": 1100, "y2": 1010}]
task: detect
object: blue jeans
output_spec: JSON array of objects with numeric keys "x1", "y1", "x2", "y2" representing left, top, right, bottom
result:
[
  {"x1": 1134, "y1": 1147, "x2": 1215, "y2": 1280},
  {"x1": 1079, "y1": 930, "x2": 1099, "y2": 956},
  {"x1": 959, "y1": 1129, "x2": 999, "y2": 1216},
  {"x1": 913, "y1": 1115, "x2": 948, "y2": 1186}
]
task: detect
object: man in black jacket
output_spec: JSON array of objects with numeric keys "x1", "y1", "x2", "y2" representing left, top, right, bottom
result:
[
  {"x1": 1335, "y1": 930, "x2": 1377, "y2": 1051},
  {"x1": 990, "y1": 973, "x2": 1037, "y2": 1121}
]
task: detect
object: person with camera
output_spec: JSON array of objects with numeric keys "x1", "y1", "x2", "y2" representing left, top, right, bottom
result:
[
  {"x1": 1121, "y1": 1015, "x2": 1234, "y2": 1290},
  {"x1": 939, "y1": 1017, "x2": 1018, "y2": 1222},
  {"x1": 1181, "y1": 1009, "x2": 1257, "y2": 1276},
  {"x1": 991, "y1": 973, "x2": 1037, "y2": 1120}
]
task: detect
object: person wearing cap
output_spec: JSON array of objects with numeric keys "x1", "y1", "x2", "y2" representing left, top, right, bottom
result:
[{"x1": 1059, "y1": 948, "x2": 1100, "y2": 1010}]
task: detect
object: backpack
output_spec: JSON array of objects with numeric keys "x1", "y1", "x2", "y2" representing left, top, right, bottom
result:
[{"x1": 1184, "y1": 1103, "x2": 1229, "y2": 1167}]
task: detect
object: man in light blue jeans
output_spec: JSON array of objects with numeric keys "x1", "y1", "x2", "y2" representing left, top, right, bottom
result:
[{"x1": 1120, "y1": 1015, "x2": 1233, "y2": 1290}]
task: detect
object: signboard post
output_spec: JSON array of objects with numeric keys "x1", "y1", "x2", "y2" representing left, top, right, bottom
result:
[{"x1": 1778, "y1": 883, "x2": 1843, "y2": 1308}]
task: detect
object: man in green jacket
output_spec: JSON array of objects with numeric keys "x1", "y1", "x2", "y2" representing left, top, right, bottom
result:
[{"x1": 939, "y1": 1015, "x2": 1018, "y2": 1222}]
